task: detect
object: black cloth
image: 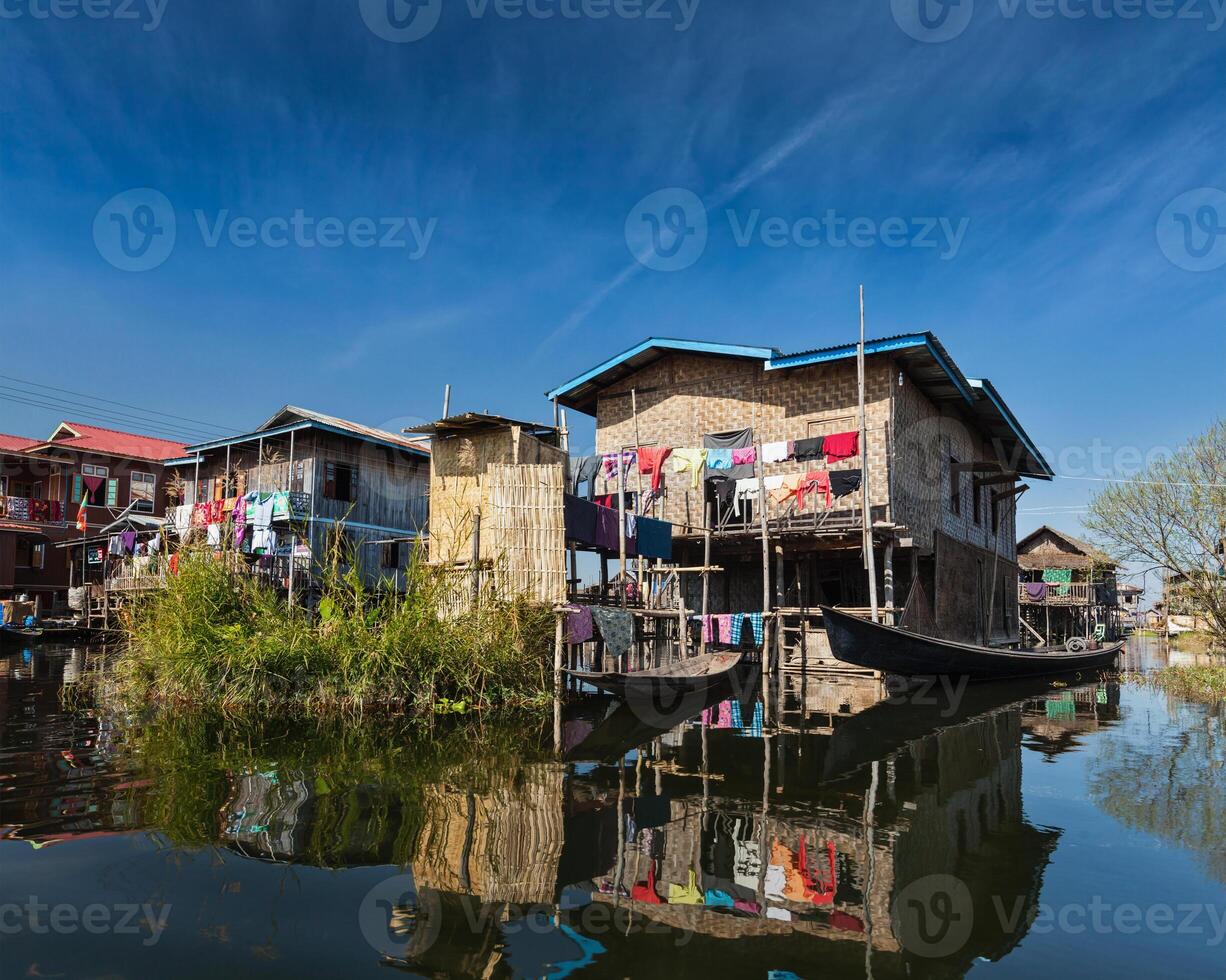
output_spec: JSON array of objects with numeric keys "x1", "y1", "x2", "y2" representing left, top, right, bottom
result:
[
  {"x1": 704, "y1": 427, "x2": 754, "y2": 481},
  {"x1": 569, "y1": 455, "x2": 601, "y2": 500},
  {"x1": 563, "y1": 494, "x2": 599, "y2": 546},
  {"x1": 794, "y1": 436, "x2": 825, "y2": 461},
  {"x1": 708, "y1": 476, "x2": 736, "y2": 513},
  {"x1": 830, "y1": 469, "x2": 862, "y2": 498}
]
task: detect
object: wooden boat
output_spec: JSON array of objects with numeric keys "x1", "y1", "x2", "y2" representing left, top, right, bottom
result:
[
  {"x1": 820, "y1": 605, "x2": 1122, "y2": 681},
  {"x1": 0, "y1": 625, "x2": 45, "y2": 645},
  {"x1": 564, "y1": 649, "x2": 744, "y2": 698}
]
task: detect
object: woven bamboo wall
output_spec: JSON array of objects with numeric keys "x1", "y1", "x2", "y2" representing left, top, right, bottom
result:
[{"x1": 487, "y1": 462, "x2": 566, "y2": 605}]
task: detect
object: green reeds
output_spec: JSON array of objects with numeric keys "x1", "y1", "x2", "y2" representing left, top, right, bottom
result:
[{"x1": 111, "y1": 542, "x2": 555, "y2": 715}]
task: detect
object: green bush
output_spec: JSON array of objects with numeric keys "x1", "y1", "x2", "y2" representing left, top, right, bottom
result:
[{"x1": 111, "y1": 545, "x2": 555, "y2": 714}]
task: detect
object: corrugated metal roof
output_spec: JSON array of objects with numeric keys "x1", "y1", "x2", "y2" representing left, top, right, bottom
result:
[
  {"x1": 0, "y1": 433, "x2": 39, "y2": 452},
  {"x1": 182, "y1": 406, "x2": 430, "y2": 456},
  {"x1": 33, "y1": 422, "x2": 187, "y2": 462},
  {"x1": 404, "y1": 412, "x2": 558, "y2": 437}
]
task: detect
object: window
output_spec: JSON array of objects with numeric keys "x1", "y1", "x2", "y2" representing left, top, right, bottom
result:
[
  {"x1": 381, "y1": 540, "x2": 401, "y2": 569},
  {"x1": 324, "y1": 462, "x2": 357, "y2": 502},
  {"x1": 949, "y1": 458, "x2": 961, "y2": 516},
  {"x1": 130, "y1": 472, "x2": 156, "y2": 512},
  {"x1": 74, "y1": 465, "x2": 113, "y2": 507},
  {"x1": 290, "y1": 459, "x2": 306, "y2": 493},
  {"x1": 15, "y1": 539, "x2": 43, "y2": 569}
]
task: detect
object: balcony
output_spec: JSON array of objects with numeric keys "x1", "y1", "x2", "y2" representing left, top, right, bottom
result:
[
  {"x1": 1019, "y1": 582, "x2": 1093, "y2": 606},
  {"x1": 0, "y1": 496, "x2": 67, "y2": 526}
]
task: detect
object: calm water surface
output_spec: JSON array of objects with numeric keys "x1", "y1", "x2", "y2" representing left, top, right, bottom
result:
[{"x1": 1, "y1": 638, "x2": 1223, "y2": 978}]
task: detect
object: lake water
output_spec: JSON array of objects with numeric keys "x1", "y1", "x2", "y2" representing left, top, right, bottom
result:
[{"x1": 1, "y1": 638, "x2": 1223, "y2": 978}]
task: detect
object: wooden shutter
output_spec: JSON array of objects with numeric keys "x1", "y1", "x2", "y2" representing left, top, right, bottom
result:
[
  {"x1": 106, "y1": 479, "x2": 119, "y2": 507},
  {"x1": 348, "y1": 465, "x2": 359, "y2": 502},
  {"x1": 324, "y1": 463, "x2": 336, "y2": 499},
  {"x1": 71, "y1": 475, "x2": 82, "y2": 503}
]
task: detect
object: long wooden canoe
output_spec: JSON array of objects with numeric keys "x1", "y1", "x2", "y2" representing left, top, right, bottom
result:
[
  {"x1": 820, "y1": 605, "x2": 1122, "y2": 681},
  {"x1": 564, "y1": 649, "x2": 745, "y2": 698}
]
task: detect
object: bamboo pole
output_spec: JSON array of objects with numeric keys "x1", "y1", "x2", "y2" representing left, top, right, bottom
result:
[
  {"x1": 701, "y1": 503, "x2": 711, "y2": 655},
  {"x1": 617, "y1": 454, "x2": 627, "y2": 608},
  {"x1": 676, "y1": 571, "x2": 688, "y2": 659},
  {"x1": 630, "y1": 390, "x2": 646, "y2": 595},
  {"x1": 858, "y1": 285, "x2": 880, "y2": 623},
  {"x1": 757, "y1": 446, "x2": 771, "y2": 672}
]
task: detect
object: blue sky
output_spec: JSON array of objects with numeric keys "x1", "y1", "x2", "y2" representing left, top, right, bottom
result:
[{"x1": 2, "y1": 0, "x2": 1223, "y2": 577}]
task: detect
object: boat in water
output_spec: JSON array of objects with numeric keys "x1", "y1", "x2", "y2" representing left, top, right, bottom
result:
[
  {"x1": 563, "y1": 649, "x2": 744, "y2": 698},
  {"x1": 820, "y1": 605, "x2": 1122, "y2": 681}
]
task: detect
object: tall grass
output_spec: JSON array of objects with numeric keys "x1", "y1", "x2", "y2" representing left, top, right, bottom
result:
[{"x1": 110, "y1": 543, "x2": 555, "y2": 714}]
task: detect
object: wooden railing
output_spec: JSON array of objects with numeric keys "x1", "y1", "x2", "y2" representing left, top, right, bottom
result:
[{"x1": 1018, "y1": 582, "x2": 1093, "y2": 605}]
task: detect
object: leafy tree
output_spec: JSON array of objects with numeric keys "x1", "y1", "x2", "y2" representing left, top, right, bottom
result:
[{"x1": 1084, "y1": 420, "x2": 1226, "y2": 641}]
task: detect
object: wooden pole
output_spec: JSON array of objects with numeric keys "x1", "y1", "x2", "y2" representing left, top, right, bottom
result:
[
  {"x1": 883, "y1": 539, "x2": 895, "y2": 626},
  {"x1": 701, "y1": 503, "x2": 711, "y2": 656},
  {"x1": 676, "y1": 572, "x2": 689, "y2": 660},
  {"x1": 470, "y1": 508, "x2": 481, "y2": 605},
  {"x1": 287, "y1": 429, "x2": 296, "y2": 607},
  {"x1": 756, "y1": 447, "x2": 771, "y2": 672},
  {"x1": 630, "y1": 389, "x2": 646, "y2": 589},
  {"x1": 616, "y1": 455, "x2": 627, "y2": 608},
  {"x1": 858, "y1": 284, "x2": 880, "y2": 623}
]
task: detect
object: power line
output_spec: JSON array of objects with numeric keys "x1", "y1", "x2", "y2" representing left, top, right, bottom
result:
[
  {"x1": 1053, "y1": 474, "x2": 1226, "y2": 488},
  {"x1": 0, "y1": 391, "x2": 222, "y2": 444},
  {"x1": 0, "y1": 373, "x2": 239, "y2": 439}
]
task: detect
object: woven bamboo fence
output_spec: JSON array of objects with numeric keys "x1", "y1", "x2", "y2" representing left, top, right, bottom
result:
[{"x1": 487, "y1": 462, "x2": 566, "y2": 606}]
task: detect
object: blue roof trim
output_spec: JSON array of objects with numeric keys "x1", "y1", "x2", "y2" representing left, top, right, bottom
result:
[
  {"x1": 766, "y1": 334, "x2": 974, "y2": 405},
  {"x1": 968, "y1": 379, "x2": 1055, "y2": 479},
  {"x1": 545, "y1": 338, "x2": 778, "y2": 401},
  {"x1": 181, "y1": 420, "x2": 429, "y2": 458}
]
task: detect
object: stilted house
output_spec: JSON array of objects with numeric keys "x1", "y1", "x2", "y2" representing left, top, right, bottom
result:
[
  {"x1": 547, "y1": 334, "x2": 1053, "y2": 670},
  {"x1": 1, "y1": 422, "x2": 184, "y2": 617},
  {"x1": 1016, "y1": 526, "x2": 1120, "y2": 644},
  {"x1": 161, "y1": 406, "x2": 430, "y2": 600},
  {"x1": 404, "y1": 413, "x2": 568, "y2": 607}
]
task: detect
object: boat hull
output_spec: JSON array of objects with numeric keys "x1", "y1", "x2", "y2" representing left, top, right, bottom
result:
[
  {"x1": 820, "y1": 605, "x2": 1122, "y2": 681},
  {"x1": 564, "y1": 650, "x2": 744, "y2": 698}
]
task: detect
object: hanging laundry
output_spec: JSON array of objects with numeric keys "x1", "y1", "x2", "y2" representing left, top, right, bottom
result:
[
  {"x1": 704, "y1": 428, "x2": 755, "y2": 480},
  {"x1": 593, "y1": 493, "x2": 615, "y2": 509},
  {"x1": 564, "y1": 605, "x2": 594, "y2": 644},
  {"x1": 271, "y1": 490, "x2": 292, "y2": 520},
  {"x1": 667, "y1": 869, "x2": 705, "y2": 905},
  {"x1": 731, "y1": 446, "x2": 757, "y2": 466},
  {"x1": 168, "y1": 553, "x2": 180, "y2": 576},
  {"x1": 768, "y1": 474, "x2": 803, "y2": 504},
  {"x1": 636, "y1": 446, "x2": 673, "y2": 491},
  {"x1": 564, "y1": 494, "x2": 599, "y2": 546},
  {"x1": 733, "y1": 478, "x2": 760, "y2": 517},
  {"x1": 1024, "y1": 582, "x2": 1048, "y2": 600},
  {"x1": 233, "y1": 502, "x2": 248, "y2": 547},
  {"x1": 671, "y1": 448, "x2": 707, "y2": 488},
  {"x1": 830, "y1": 469, "x2": 862, "y2": 498},
  {"x1": 762, "y1": 441, "x2": 793, "y2": 464},
  {"x1": 797, "y1": 471, "x2": 832, "y2": 511},
  {"x1": 745, "y1": 612, "x2": 764, "y2": 646},
  {"x1": 624, "y1": 513, "x2": 638, "y2": 557},
  {"x1": 148, "y1": 533, "x2": 162, "y2": 555},
  {"x1": 729, "y1": 613, "x2": 746, "y2": 646},
  {"x1": 717, "y1": 614, "x2": 733, "y2": 644},
  {"x1": 602, "y1": 450, "x2": 637, "y2": 481},
  {"x1": 635, "y1": 516, "x2": 673, "y2": 560},
  {"x1": 108, "y1": 534, "x2": 124, "y2": 556},
  {"x1": 709, "y1": 476, "x2": 736, "y2": 512},
  {"x1": 120, "y1": 530, "x2": 137, "y2": 554},
  {"x1": 793, "y1": 436, "x2": 824, "y2": 461},
  {"x1": 705, "y1": 448, "x2": 734, "y2": 471},
  {"x1": 591, "y1": 607, "x2": 634, "y2": 659},
  {"x1": 569, "y1": 455, "x2": 601, "y2": 499},
  {"x1": 631, "y1": 862, "x2": 663, "y2": 904},
  {"x1": 701, "y1": 614, "x2": 717, "y2": 645},
  {"x1": 823, "y1": 430, "x2": 859, "y2": 462},
  {"x1": 797, "y1": 836, "x2": 836, "y2": 905},
  {"x1": 173, "y1": 504, "x2": 192, "y2": 539},
  {"x1": 704, "y1": 890, "x2": 735, "y2": 909},
  {"x1": 593, "y1": 505, "x2": 621, "y2": 551},
  {"x1": 206, "y1": 523, "x2": 222, "y2": 548}
]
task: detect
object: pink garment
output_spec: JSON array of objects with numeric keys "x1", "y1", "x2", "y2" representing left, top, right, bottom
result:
[
  {"x1": 718, "y1": 701, "x2": 732, "y2": 728},
  {"x1": 731, "y1": 446, "x2": 757, "y2": 466},
  {"x1": 702, "y1": 615, "x2": 717, "y2": 644},
  {"x1": 717, "y1": 614, "x2": 733, "y2": 643}
]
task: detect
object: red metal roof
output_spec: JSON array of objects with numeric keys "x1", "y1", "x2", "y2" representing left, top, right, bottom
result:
[
  {"x1": 0, "y1": 433, "x2": 39, "y2": 452},
  {"x1": 37, "y1": 422, "x2": 188, "y2": 462}
]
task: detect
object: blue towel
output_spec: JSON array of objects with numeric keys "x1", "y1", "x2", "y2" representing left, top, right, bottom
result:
[
  {"x1": 706, "y1": 448, "x2": 733, "y2": 470},
  {"x1": 704, "y1": 889, "x2": 735, "y2": 908}
]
